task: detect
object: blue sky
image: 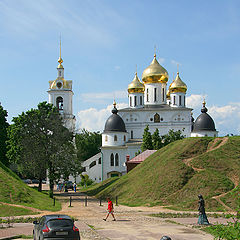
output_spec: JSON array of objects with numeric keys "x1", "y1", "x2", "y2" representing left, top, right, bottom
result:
[{"x1": 0, "y1": 0, "x2": 240, "y2": 135}]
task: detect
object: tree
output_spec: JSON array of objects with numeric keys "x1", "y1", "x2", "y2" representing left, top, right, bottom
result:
[
  {"x1": 162, "y1": 129, "x2": 184, "y2": 147},
  {"x1": 7, "y1": 102, "x2": 76, "y2": 196},
  {"x1": 0, "y1": 104, "x2": 9, "y2": 166},
  {"x1": 75, "y1": 129, "x2": 101, "y2": 163},
  {"x1": 141, "y1": 125, "x2": 153, "y2": 151},
  {"x1": 152, "y1": 128, "x2": 163, "y2": 150}
]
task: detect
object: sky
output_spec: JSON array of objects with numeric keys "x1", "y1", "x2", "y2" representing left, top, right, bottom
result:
[{"x1": 0, "y1": 0, "x2": 240, "y2": 136}]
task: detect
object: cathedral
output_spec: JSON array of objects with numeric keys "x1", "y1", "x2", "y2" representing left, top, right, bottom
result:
[{"x1": 47, "y1": 46, "x2": 218, "y2": 183}]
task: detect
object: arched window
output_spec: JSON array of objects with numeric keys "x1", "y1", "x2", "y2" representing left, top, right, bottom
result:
[
  {"x1": 130, "y1": 96, "x2": 132, "y2": 107},
  {"x1": 146, "y1": 89, "x2": 149, "y2": 102},
  {"x1": 110, "y1": 153, "x2": 114, "y2": 166},
  {"x1": 184, "y1": 96, "x2": 186, "y2": 106},
  {"x1": 173, "y1": 96, "x2": 176, "y2": 105},
  {"x1": 114, "y1": 135, "x2": 117, "y2": 141},
  {"x1": 115, "y1": 153, "x2": 119, "y2": 166},
  {"x1": 105, "y1": 135, "x2": 108, "y2": 142},
  {"x1": 154, "y1": 113, "x2": 160, "y2": 123},
  {"x1": 131, "y1": 130, "x2": 133, "y2": 139},
  {"x1": 124, "y1": 135, "x2": 126, "y2": 141},
  {"x1": 134, "y1": 96, "x2": 137, "y2": 106},
  {"x1": 56, "y1": 97, "x2": 63, "y2": 111},
  {"x1": 179, "y1": 96, "x2": 182, "y2": 106},
  {"x1": 140, "y1": 96, "x2": 143, "y2": 105},
  {"x1": 162, "y1": 88, "x2": 165, "y2": 102}
]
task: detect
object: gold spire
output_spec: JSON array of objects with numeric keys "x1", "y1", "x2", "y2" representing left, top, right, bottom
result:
[
  {"x1": 169, "y1": 71, "x2": 187, "y2": 93},
  {"x1": 57, "y1": 35, "x2": 64, "y2": 69},
  {"x1": 113, "y1": 99, "x2": 116, "y2": 107},
  {"x1": 142, "y1": 52, "x2": 169, "y2": 84}
]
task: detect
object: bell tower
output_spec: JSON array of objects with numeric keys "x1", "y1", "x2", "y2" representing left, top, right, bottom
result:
[{"x1": 48, "y1": 39, "x2": 75, "y2": 132}]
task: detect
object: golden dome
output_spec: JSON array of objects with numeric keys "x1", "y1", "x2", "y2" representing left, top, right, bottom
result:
[
  {"x1": 169, "y1": 72, "x2": 187, "y2": 93},
  {"x1": 142, "y1": 54, "x2": 169, "y2": 84},
  {"x1": 49, "y1": 79, "x2": 72, "y2": 90},
  {"x1": 57, "y1": 57, "x2": 64, "y2": 69},
  {"x1": 128, "y1": 72, "x2": 145, "y2": 93}
]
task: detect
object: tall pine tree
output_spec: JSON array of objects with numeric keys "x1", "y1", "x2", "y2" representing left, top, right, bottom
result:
[
  {"x1": 0, "y1": 104, "x2": 9, "y2": 166},
  {"x1": 152, "y1": 128, "x2": 162, "y2": 150},
  {"x1": 141, "y1": 125, "x2": 153, "y2": 151}
]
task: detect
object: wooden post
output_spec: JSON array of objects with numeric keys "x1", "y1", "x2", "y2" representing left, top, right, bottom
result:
[
  {"x1": 85, "y1": 195, "x2": 87, "y2": 207},
  {"x1": 116, "y1": 196, "x2": 118, "y2": 206},
  {"x1": 100, "y1": 198, "x2": 102, "y2": 206},
  {"x1": 69, "y1": 196, "x2": 72, "y2": 207}
]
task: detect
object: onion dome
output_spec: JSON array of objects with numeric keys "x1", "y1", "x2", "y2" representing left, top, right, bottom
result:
[
  {"x1": 128, "y1": 72, "x2": 145, "y2": 93},
  {"x1": 104, "y1": 102, "x2": 126, "y2": 133},
  {"x1": 193, "y1": 100, "x2": 216, "y2": 132},
  {"x1": 169, "y1": 72, "x2": 187, "y2": 93},
  {"x1": 142, "y1": 54, "x2": 169, "y2": 84}
]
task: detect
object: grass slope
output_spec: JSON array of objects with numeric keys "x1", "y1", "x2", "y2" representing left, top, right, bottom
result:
[
  {"x1": 85, "y1": 137, "x2": 240, "y2": 211},
  {"x1": 0, "y1": 161, "x2": 61, "y2": 211}
]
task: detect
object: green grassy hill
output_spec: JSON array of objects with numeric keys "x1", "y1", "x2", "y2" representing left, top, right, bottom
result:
[
  {"x1": 0, "y1": 161, "x2": 61, "y2": 212},
  {"x1": 85, "y1": 137, "x2": 240, "y2": 211}
]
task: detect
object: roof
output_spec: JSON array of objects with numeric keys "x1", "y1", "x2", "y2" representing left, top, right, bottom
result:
[
  {"x1": 127, "y1": 150, "x2": 157, "y2": 164},
  {"x1": 104, "y1": 106, "x2": 126, "y2": 133}
]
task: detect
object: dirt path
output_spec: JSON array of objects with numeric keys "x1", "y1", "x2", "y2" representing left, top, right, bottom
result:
[{"x1": 182, "y1": 137, "x2": 239, "y2": 212}]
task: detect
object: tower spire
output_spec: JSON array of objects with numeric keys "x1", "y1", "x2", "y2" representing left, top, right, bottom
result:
[{"x1": 57, "y1": 35, "x2": 63, "y2": 68}]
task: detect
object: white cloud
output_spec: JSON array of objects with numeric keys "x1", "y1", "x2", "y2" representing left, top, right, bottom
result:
[
  {"x1": 208, "y1": 103, "x2": 240, "y2": 135},
  {"x1": 76, "y1": 103, "x2": 128, "y2": 132},
  {"x1": 114, "y1": 66, "x2": 121, "y2": 70},
  {"x1": 186, "y1": 94, "x2": 206, "y2": 109},
  {"x1": 81, "y1": 90, "x2": 127, "y2": 104}
]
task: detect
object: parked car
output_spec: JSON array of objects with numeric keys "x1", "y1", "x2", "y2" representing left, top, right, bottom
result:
[
  {"x1": 22, "y1": 179, "x2": 32, "y2": 184},
  {"x1": 31, "y1": 179, "x2": 40, "y2": 184},
  {"x1": 33, "y1": 214, "x2": 80, "y2": 240}
]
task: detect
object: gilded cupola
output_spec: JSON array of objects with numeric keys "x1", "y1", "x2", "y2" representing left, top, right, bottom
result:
[
  {"x1": 142, "y1": 54, "x2": 169, "y2": 84},
  {"x1": 169, "y1": 72, "x2": 187, "y2": 93},
  {"x1": 128, "y1": 72, "x2": 145, "y2": 94}
]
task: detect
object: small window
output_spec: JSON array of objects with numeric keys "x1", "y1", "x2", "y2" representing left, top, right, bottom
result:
[
  {"x1": 98, "y1": 158, "x2": 101, "y2": 164},
  {"x1": 162, "y1": 88, "x2": 165, "y2": 102},
  {"x1": 131, "y1": 130, "x2": 133, "y2": 139},
  {"x1": 140, "y1": 96, "x2": 143, "y2": 105},
  {"x1": 114, "y1": 135, "x2": 117, "y2": 141},
  {"x1": 89, "y1": 161, "x2": 96, "y2": 169},
  {"x1": 154, "y1": 88, "x2": 157, "y2": 102},
  {"x1": 134, "y1": 96, "x2": 137, "y2": 106},
  {"x1": 205, "y1": 134, "x2": 208, "y2": 137},
  {"x1": 147, "y1": 89, "x2": 149, "y2": 102},
  {"x1": 173, "y1": 96, "x2": 176, "y2": 105},
  {"x1": 184, "y1": 96, "x2": 186, "y2": 106},
  {"x1": 130, "y1": 96, "x2": 132, "y2": 107},
  {"x1": 214, "y1": 134, "x2": 216, "y2": 137},
  {"x1": 115, "y1": 153, "x2": 119, "y2": 166},
  {"x1": 105, "y1": 135, "x2": 108, "y2": 142},
  {"x1": 179, "y1": 96, "x2": 182, "y2": 106},
  {"x1": 124, "y1": 135, "x2": 126, "y2": 141},
  {"x1": 110, "y1": 153, "x2": 114, "y2": 166}
]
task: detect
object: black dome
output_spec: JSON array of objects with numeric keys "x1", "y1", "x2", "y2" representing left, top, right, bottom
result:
[
  {"x1": 104, "y1": 106, "x2": 126, "y2": 133},
  {"x1": 193, "y1": 104, "x2": 216, "y2": 132}
]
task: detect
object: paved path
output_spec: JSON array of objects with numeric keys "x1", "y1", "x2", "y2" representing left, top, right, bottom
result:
[{"x1": 0, "y1": 191, "x2": 225, "y2": 240}]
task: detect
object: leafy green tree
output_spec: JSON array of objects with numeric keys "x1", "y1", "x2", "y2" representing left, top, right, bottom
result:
[
  {"x1": 162, "y1": 129, "x2": 184, "y2": 147},
  {"x1": 7, "y1": 102, "x2": 75, "y2": 196},
  {"x1": 75, "y1": 129, "x2": 101, "y2": 163},
  {"x1": 0, "y1": 104, "x2": 9, "y2": 166},
  {"x1": 152, "y1": 128, "x2": 163, "y2": 150},
  {"x1": 141, "y1": 125, "x2": 153, "y2": 151}
]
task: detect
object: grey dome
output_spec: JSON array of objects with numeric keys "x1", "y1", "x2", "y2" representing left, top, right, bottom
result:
[
  {"x1": 193, "y1": 103, "x2": 216, "y2": 132},
  {"x1": 104, "y1": 106, "x2": 126, "y2": 133}
]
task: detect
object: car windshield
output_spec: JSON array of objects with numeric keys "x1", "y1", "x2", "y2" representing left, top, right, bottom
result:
[{"x1": 47, "y1": 219, "x2": 73, "y2": 228}]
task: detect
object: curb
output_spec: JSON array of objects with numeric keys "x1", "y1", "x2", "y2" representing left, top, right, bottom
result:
[{"x1": 0, "y1": 235, "x2": 20, "y2": 240}]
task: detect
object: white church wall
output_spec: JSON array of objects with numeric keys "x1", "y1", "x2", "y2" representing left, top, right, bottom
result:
[
  {"x1": 144, "y1": 82, "x2": 167, "y2": 105},
  {"x1": 191, "y1": 131, "x2": 218, "y2": 137},
  {"x1": 102, "y1": 132, "x2": 128, "y2": 147}
]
